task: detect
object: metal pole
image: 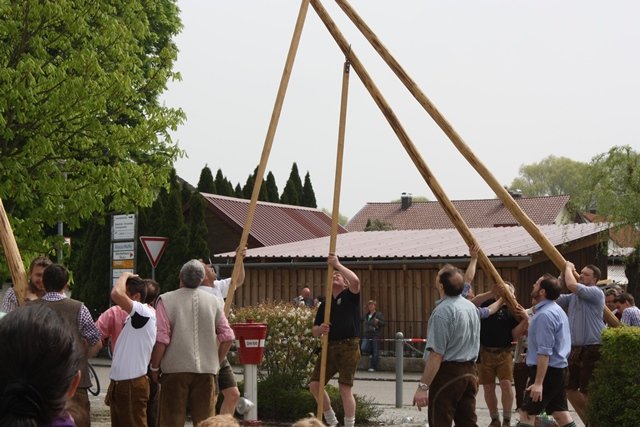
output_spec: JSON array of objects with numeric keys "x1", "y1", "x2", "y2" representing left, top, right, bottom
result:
[
  {"x1": 57, "y1": 220, "x2": 64, "y2": 263},
  {"x1": 395, "y1": 332, "x2": 404, "y2": 408},
  {"x1": 244, "y1": 364, "x2": 259, "y2": 422},
  {"x1": 151, "y1": 266, "x2": 155, "y2": 281}
]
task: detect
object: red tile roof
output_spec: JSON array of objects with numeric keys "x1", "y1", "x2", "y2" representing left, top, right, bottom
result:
[
  {"x1": 217, "y1": 223, "x2": 609, "y2": 260},
  {"x1": 346, "y1": 195, "x2": 573, "y2": 232},
  {"x1": 201, "y1": 193, "x2": 347, "y2": 247}
]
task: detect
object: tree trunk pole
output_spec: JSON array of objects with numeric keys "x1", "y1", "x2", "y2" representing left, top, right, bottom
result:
[
  {"x1": 0, "y1": 198, "x2": 28, "y2": 306},
  {"x1": 310, "y1": 0, "x2": 518, "y2": 311},
  {"x1": 331, "y1": 0, "x2": 619, "y2": 327},
  {"x1": 317, "y1": 59, "x2": 350, "y2": 419},
  {"x1": 224, "y1": 0, "x2": 310, "y2": 315}
]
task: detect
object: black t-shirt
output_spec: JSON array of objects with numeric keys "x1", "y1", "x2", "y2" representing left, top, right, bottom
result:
[
  {"x1": 480, "y1": 299, "x2": 518, "y2": 348},
  {"x1": 314, "y1": 288, "x2": 360, "y2": 341}
]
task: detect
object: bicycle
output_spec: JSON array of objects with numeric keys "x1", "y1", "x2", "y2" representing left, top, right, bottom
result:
[{"x1": 88, "y1": 362, "x2": 100, "y2": 396}]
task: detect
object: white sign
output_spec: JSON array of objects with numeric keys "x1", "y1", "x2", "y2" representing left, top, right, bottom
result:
[
  {"x1": 112, "y1": 268, "x2": 135, "y2": 279},
  {"x1": 113, "y1": 241, "x2": 135, "y2": 251},
  {"x1": 112, "y1": 214, "x2": 136, "y2": 240},
  {"x1": 113, "y1": 250, "x2": 135, "y2": 260}
]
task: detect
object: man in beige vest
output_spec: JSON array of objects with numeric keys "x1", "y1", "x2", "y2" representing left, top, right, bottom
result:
[
  {"x1": 29, "y1": 263, "x2": 102, "y2": 427},
  {"x1": 149, "y1": 260, "x2": 235, "y2": 426}
]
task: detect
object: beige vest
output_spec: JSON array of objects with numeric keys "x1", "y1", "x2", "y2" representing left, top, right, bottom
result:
[{"x1": 160, "y1": 288, "x2": 223, "y2": 374}]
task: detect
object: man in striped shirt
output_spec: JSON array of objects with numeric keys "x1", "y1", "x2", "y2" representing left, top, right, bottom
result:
[{"x1": 615, "y1": 293, "x2": 640, "y2": 326}]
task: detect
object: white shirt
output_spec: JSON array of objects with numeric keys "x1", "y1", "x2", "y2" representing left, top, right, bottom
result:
[
  {"x1": 199, "y1": 278, "x2": 232, "y2": 299},
  {"x1": 110, "y1": 301, "x2": 156, "y2": 381}
]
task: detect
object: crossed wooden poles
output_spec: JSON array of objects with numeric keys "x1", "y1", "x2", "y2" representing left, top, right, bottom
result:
[{"x1": 0, "y1": 0, "x2": 620, "y2": 421}]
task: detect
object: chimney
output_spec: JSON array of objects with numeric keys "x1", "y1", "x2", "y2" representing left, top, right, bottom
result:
[{"x1": 401, "y1": 192, "x2": 413, "y2": 210}]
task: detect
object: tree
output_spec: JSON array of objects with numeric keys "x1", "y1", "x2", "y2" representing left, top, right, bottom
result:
[
  {"x1": 214, "y1": 169, "x2": 235, "y2": 197},
  {"x1": 301, "y1": 172, "x2": 317, "y2": 208},
  {"x1": 197, "y1": 165, "x2": 216, "y2": 193},
  {"x1": 186, "y1": 192, "x2": 209, "y2": 261},
  {"x1": 242, "y1": 167, "x2": 268, "y2": 201},
  {"x1": 280, "y1": 163, "x2": 303, "y2": 205},
  {"x1": 234, "y1": 183, "x2": 243, "y2": 198},
  {"x1": 364, "y1": 219, "x2": 394, "y2": 231},
  {"x1": 265, "y1": 171, "x2": 280, "y2": 203},
  {"x1": 0, "y1": 0, "x2": 184, "y2": 274},
  {"x1": 508, "y1": 156, "x2": 592, "y2": 212}
]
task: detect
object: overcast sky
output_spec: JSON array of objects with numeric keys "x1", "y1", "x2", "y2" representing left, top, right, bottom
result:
[{"x1": 163, "y1": 1, "x2": 640, "y2": 219}]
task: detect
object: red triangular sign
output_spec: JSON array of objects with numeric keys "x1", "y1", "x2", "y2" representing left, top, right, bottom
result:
[{"x1": 140, "y1": 236, "x2": 169, "y2": 268}]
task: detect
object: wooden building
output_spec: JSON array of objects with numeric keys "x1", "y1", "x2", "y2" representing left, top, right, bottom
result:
[{"x1": 214, "y1": 223, "x2": 609, "y2": 343}]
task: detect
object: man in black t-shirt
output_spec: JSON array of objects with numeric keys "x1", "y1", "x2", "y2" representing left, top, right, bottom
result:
[
  {"x1": 474, "y1": 283, "x2": 529, "y2": 427},
  {"x1": 309, "y1": 254, "x2": 361, "y2": 427}
]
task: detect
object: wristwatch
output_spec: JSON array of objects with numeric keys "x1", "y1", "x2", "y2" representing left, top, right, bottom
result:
[{"x1": 417, "y1": 382, "x2": 429, "y2": 391}]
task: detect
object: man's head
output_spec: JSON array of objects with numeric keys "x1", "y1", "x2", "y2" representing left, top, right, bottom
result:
[
  {"x1": 125, "y1": 275, "x2": 147, "y2": 302},
  {"x1": 532, "y1": 273, "x2": 561, "y2": 301},
  {"x1": 180, "y1": 260, "x2": 206, "y2": 289},
  {"x1": 28, "y1": 256, "x2": 53, "y2": 293},
  {"x1": 201, "y1": 260, "x2": 217, "y2": 286},
  {"x1": 579, "y1": 264, "x2": 601, "y2": 286},
  {"x1": 42, "y1": 264, "x2": 69, "y2": 293},
  {"x1": 332, "y1": 271, "x2": 349, "y2": 292},
  {"x1": 144, "y1": 279, "x2": 160, "y2": 306},
  {"x1": 301, "y1": 287, "x2": 311, "y2": 299},
  {"x1": 367, "y1": 300, "x2": 377, "y2": 311},
  {"x1": 437, "y1": 264, "x2": 465, "y2": 297},
  {"x1": 615, "y1": 292, "x2": 635, "y2": 313}
]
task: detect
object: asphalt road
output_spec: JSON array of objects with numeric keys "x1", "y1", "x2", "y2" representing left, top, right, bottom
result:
[{"x1": 88, "y1": 359, "x2": 584, "y2": 426}]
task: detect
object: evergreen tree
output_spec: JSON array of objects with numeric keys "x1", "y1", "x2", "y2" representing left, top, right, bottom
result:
[
  {"x1": 214, "y1": 169, "x2": 235, "y2": 197},
  {"x1": 242, "y1": 167, "x2": 268, "y2": 201},
  {"x1": 197, "y1": 165, "x2": 216, "y2": 193},
  {"x1": 186, "y1": 192, "x2": 210, "y2": 260},
  {"x1": 266, "y1": 171, "x2": 279, "y2": 203},
  {"x1": 280, "y1": 162, "x2": 303, "y2": 205},
  {"x1": 301, "y1": 171, "x2": 317, "y2": 208},
  {"x1": 234, "y1": 183, "x2": 243, "y2": 198}
]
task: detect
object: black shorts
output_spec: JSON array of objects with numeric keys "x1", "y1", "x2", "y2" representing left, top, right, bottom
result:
[
  {"x1": 217, "y1": 358, "x2": 237, "y2": 391},
  {"x1": 521, "y1": 366, "x2": 568, "y2": 416}
]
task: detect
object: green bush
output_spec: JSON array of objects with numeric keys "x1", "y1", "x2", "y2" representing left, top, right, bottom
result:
[
  {"x1": 230, "y1": 301, "x2": 318, "y2": 388},
  {"x1": 588, "y1": 326, "x2": 640, "y2": 426}
]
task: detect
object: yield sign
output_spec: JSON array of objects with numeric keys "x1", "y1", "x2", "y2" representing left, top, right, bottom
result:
[{"x1": 139, "y1": 236, "x2": 169, "y2": 268}]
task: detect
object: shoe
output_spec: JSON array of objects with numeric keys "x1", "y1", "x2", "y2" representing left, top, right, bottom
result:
[
  {"x1": 367, "y1": 368, "x2": 375, "y2": 372},
  {"x1": 488, "y1": 420, "x2": 501, "y2": 427}
]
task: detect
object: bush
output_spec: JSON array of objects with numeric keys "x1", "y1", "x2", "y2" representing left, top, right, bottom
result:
[
  {"x1": 230, "y1": 301, "x2": 318, "y2": 388},
  {"x1": 588, "y1": 326, "x2": 640, "y2": 426}
]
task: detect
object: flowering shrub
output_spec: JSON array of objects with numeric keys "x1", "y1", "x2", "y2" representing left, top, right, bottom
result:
[{"x1": 230, "y1": 301, "x2": 319, "y2": 388}]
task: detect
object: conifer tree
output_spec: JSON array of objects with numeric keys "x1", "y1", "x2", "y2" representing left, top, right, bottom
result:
[
  {"x1": 214, "y1": 169, "x2": 233, "y2": 196},
  {"x1": 197, "y1": 165, "x2": 216, "y2": 193},
  {"x1": 186, "y1": 192, "x2": 209, "y2": 260},
  {"x1": 301, "y1": 171, "x2": 317, "y2": 208},
  {"x1": 280, "y1": 162, "x2": 303, "y2": 205},
  {"x1": 242, "y1": 167, "x2": 268, "y2": 201},
  {"x1": 266, "y1": 171, "x2": 279, "y2": 203},
  {"x1": 234, "y1": 183, "x2": 243, "y2": 198}
]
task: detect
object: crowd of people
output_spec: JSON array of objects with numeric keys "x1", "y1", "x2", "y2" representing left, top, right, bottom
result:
[{"x1": 0, "y1": 247, "x2": 637, "y2": 427}]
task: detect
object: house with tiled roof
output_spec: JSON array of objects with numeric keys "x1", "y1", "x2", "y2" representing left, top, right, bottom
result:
[
  {"x1": 346, "y1": 193, "x2": 578, "y2": 232},
  {"x1": 196, "y1": 193, "x2": 347, "y2": 255},
  {"x1": 215, "y1": 223, "x2": 610, "y2": 344}
]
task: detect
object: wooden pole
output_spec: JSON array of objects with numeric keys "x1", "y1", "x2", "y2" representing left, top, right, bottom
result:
[
  {"x1": 224, "y1": 0, "x2": 310, "y2": 315},
  {"x1": 316, "y1": 59, "x2": 350, "y2": 419},
  {"x1": 0, "y1": 198, "x2": 28, "y2": 306},
  {"x1": 332, "y1": 0, "x2": 619, "y2": 327},
  {"x1": 310, "y1": 0, "x2": 518, "y2": 311}
]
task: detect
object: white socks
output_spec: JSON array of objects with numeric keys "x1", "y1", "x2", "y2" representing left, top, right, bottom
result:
[
  {"x1": 323, "y1": 409, "x2": 338, "y2": 426},
  {"x1": 344, "y1": 415, "x2": 355, "y2": 427}
]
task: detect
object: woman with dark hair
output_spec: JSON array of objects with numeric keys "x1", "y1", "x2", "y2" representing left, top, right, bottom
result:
[
  {"x1": 0, "y1": 304, "x2": 82, "y2": 426},
  {"x1": 1, "y1": 256, "x2": 53, "y2": 313}
]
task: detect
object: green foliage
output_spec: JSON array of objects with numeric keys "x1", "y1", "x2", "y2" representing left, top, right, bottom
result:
[
  {"x1": 508, "y1": 156, "x2": 592, "y2": 212},
  {"x1": 301, "y1": 172, "x2": 317, "y2": 208},
  {"x1": 265, "y1": 171, "x2": 280, "y2": 203},
  {"x1": 365, "y1": 218, "x2": 394, "y2": 231},
  {"x1": 197, "y1": 165, "x2": 216, "y2": 193},
  {"x1": 0, "y1": 0, "x2": 184, "y2": 277},
  {"x1": 186, "y1": 192, "x2": 209, "y2": 260},
  {"x1": 214, "y1": 169, "x2": 236, "y2": 197},
  {"x1": 588, "y1": 145, "x2": 640, "y2": 227},
  {"x1": 280, "y1": 163, "x2": 303, "y2": 205},
  {"x1": 624, "y1": 243, "x2": 640, "y2": 301},
  {"x1": 255, "y1": 376, "x2": 381, "y2": 423},
  {"x1": 242, "y1": 167, "x2": 268, "y2": 201},
  {"x1": 230, "y1": 301, "x2": 318, "y2": 386},
  {"x1": 589, "y1": 326, "x2": 640, "y2": 426},
  {"x1": 234, "y1": 183, "x2": 243, "y2": 198},
  {"x1": 321, "y1": 208, "x2": 349, "y2": 226}
]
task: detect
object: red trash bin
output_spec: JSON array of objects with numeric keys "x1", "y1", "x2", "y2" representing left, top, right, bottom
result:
[{"x1": 232, "y1": 322, "x2": 268, "y2": 365}]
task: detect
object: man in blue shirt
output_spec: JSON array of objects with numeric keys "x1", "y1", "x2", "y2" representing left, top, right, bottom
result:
[
  {"x1": 517, "y1": 273, "x2": 576, "y2": 427},
  {"x1": 556, "y1": 262, "x2": 605, "y2": 425}
]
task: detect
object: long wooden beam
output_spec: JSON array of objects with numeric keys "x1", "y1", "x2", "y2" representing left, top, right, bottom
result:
[
  {"x1": 332, "y1": 0, "x2": 619, "y2": 327},
  {"x1": 224, "y1": 0, "x2": 310, "y2": 315},
  {"x1": 309, "y1": 0, "x2": 519, "y2": 312},
  {"x1": 0, "y1": 198, "x2": 28, "y2": 306},
  {"x1": 317, "y1": 58, "x2": 350, "y2": 419}
]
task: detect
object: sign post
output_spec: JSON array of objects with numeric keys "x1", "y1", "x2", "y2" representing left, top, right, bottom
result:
[
  {"x1": 111, "y1": 214, "x2": 137, "y2": 289},
  {"x1": 139, "y1": 236, "x2": 169, "y2": 280}
]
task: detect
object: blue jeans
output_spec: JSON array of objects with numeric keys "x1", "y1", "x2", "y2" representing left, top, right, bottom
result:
[{"x1": 361, "y1": 337, "x2": 379, "y2": 370}]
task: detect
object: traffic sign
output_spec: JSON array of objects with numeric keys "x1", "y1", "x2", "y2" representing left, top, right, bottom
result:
[{"x1": 139, "y1": 236, "x2": 169, "y2": 268}]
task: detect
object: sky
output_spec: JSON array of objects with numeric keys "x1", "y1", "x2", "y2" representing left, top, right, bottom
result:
[{"x1": 163, "y1": 1, "x2": 640, "y2": 219}]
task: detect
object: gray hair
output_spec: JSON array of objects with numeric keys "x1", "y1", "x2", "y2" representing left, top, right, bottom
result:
[{"x1": 180, "y1": 259, "x2": 206, "y2": 288}]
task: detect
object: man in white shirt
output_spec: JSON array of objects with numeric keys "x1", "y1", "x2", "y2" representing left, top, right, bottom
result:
[{"x1": 104, "y1": 272, "x2": 157, "y2": 427}]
